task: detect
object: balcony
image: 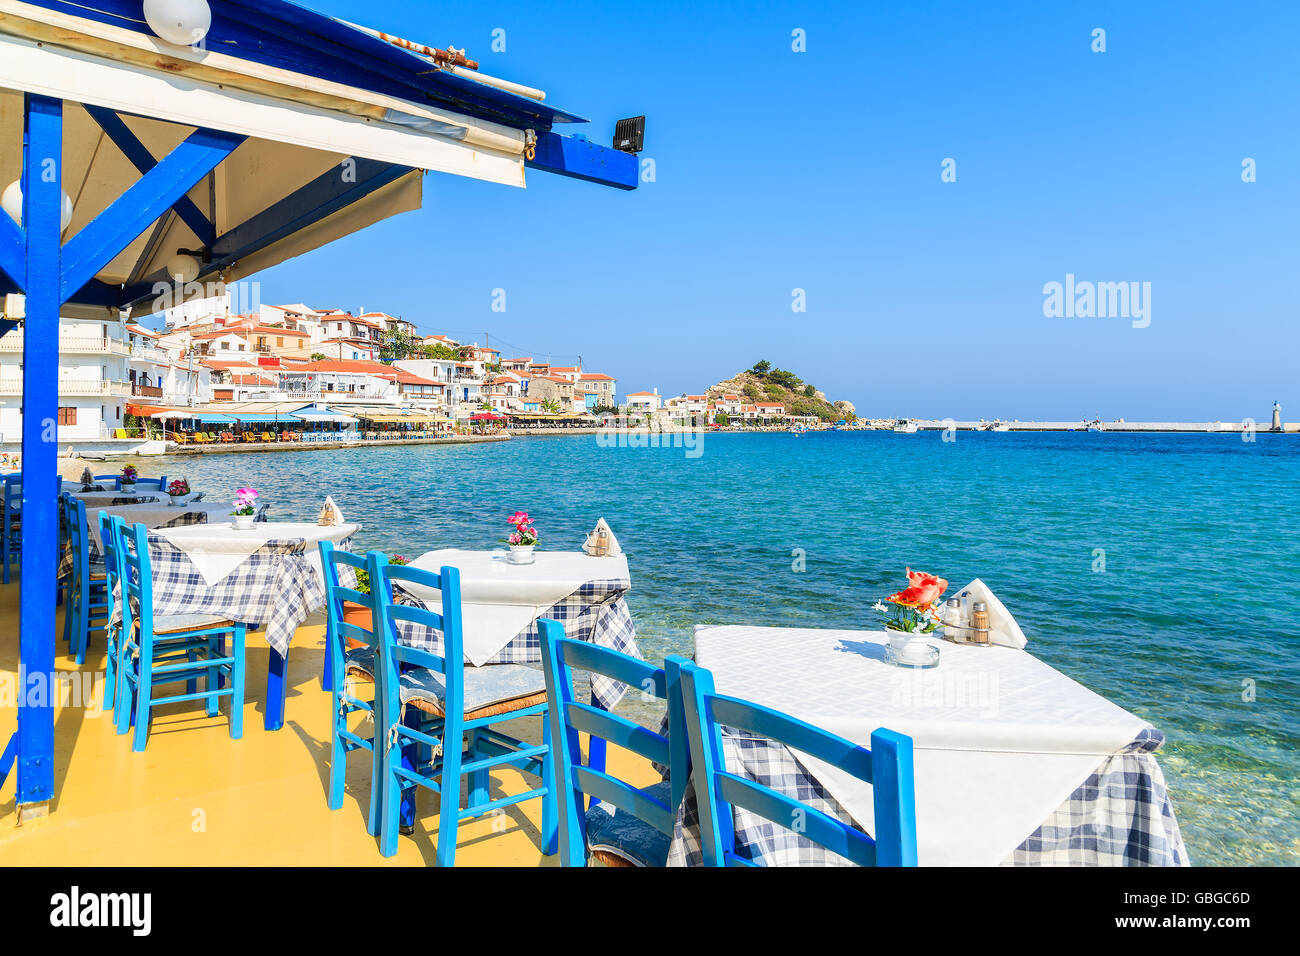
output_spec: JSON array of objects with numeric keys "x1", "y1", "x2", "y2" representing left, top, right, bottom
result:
[
  {"x1": 0, "y1": 333, "x2": 129, "y2": 355},
  {"x1": 0, "y1": 378, "x2": 133, "y2": 397},
  {"x1": 128, "y1": 345, "x2": 172, "y2": 365},
  {"x1": 132, "y1": 383, "x2": 164, "y2": 399}
]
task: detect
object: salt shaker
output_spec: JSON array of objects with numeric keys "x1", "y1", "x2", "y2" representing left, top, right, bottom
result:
[{"x1": 943, "y1": 598, "x2": 963, "y2": 641}]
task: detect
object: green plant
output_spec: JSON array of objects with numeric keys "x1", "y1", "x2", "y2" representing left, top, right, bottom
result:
[
  {"x1": 353, "y1": 554, "x2": 408, "y2": 596},
  {"x1": 310, "y1": 352, "x2": 326, "y2": 361}
]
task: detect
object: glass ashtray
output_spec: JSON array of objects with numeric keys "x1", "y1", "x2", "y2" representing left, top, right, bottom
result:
[{"x1": 884, "y1": 638, "x2": 941, "y2": 669}]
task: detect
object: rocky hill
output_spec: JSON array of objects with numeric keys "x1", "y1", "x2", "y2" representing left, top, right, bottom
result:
[{"x1": 708, "y1": 361, "x2": 855, "y2": 422}]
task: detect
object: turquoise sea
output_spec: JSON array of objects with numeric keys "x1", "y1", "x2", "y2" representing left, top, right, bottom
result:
[{"x1": 159, "y1": 430, "x2": 1299, "y2": 865}]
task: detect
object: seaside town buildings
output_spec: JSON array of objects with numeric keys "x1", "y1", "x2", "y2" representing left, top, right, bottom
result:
[{"x1": 0, "y1": 290, "x2": 621, "y2": 445}]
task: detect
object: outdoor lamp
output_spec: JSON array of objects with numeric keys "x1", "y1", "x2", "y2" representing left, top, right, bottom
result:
[
  {"x1": 144, "y1": 0, "x2": 212, "y2": 47},
  {"x1": 613, "y1": 116, "x2": 646, "y2": 153},
  {"x1": 2, "y1": 179, "x2": 73, "y2": 230},
  {"x1": 166, "y1": 252, "x2": 201, "y2": 283}
]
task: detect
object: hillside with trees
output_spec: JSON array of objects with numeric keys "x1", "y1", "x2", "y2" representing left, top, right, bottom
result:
[{"x1": 709, "y1": 361, "x2": 856, "y2": 422}]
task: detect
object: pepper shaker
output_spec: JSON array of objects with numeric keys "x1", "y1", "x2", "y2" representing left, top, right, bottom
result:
[{"x1": 971, "y1": 601, "x2": 991, "y2": 645}]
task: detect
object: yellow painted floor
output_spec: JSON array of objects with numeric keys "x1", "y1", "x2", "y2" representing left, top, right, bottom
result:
[{"x1": 0, "y1": 579, "x2": 653, "y2": 865}]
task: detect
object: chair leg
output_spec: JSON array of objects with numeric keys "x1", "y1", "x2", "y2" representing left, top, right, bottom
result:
[
  {"x1": 204, "y1": 638, "x2": 220, "y2": 718},
  {"x1": 467, "y1": 728, "x2": 488, "y2": 808},
  {"x1": 229, "y1": 626, "x2": 245, "y2": 740},
  {"x1": 103, "y1": 625, "x2": 117, "y2": 712},
  {"x1": 540, "y1": 717, "x2": 559, "y2": 856},
  {"x1": 115, "y1": 656, "x2": 134, "y2": 736},
  {"x1": 366, "y1": 699, "x2": 382, "y2": 837},
  {"x1": 328, "y1": 688, "x2": 347, "y2": 812},
  {"x1": 379, "y1": 726, "x2": 402, "y2": 857},
  {"x1": 131, "y1": 660, "x2": 151, "y2": 752},
  {"x1": 435, "y1": 733, "x2": 462, "y2": 867}
]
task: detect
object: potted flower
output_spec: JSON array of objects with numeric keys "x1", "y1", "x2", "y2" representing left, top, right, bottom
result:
[
  {"x1": 874, "y1": 568, "x2": 948, "y2": 667},
  {"x1": 120, "y1": 464, "x2": 138, "y2": 489},
  {"x1": 167, "y1": 478, "x2": 192, "y2": 506},
  {"x1": 344, "y1": 555, "x2": 407, "y2": 637},
  {"x1": 504, "y1": 511, "x2": 538, "y2": 564},
  {"x1": 230, "y1": 487, "x2": 259, "y2": 530}
]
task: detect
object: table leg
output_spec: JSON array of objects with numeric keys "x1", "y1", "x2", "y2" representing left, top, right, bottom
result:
[
  {"x1": 265, "y1": 646, "x2": 288, "y2": 731},
  {"x1": 321, "y1": 637, "x2": 333, "y2": 691},
  {"x1": 587, "y1": 688, "x2": 608, "y2": 808},
  {"x1": 399, "y1": 707, "x2": 420, "y2": 829}
]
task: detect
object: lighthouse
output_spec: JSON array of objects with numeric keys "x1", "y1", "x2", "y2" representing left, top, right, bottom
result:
[{"x1": 1272, "y1": 402, "x2": 1282, "y2": 432}]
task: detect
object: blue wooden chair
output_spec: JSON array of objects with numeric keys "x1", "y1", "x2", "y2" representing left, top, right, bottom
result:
[
  {"x1": 62, "y1": 494, "x2": 109, "y2": 666},
  {"x1": 114, "y1": 521, "x2": 247, "y2": 751},
  {"x1": 128, "y1": 475, "x2": 168, "y2": 491},
  {"x1": 319, "y1": 541, "x2": 382, "y2": 835},
  {"x1": 2, "y1": 473, "x2": 20, "y2": 584},
  {"x1": 368, "y1": 551, "x2": 557, "y2": 863},
  {"x1": 98, "y1": 511, "x2": 128, "y2": 716},
  {"x1": 539, "y1": 620, "x2": 690, "y2": 867},
  {"x1": 93, "y1": 474, "x2": 124, "y2": 491},
  {"x1": 678, "y1": 661, "x2": 918, "y2": 867}
]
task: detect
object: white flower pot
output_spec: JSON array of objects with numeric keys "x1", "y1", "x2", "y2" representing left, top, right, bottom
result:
[
  {"x1": 168, "y1": 493, "x2": 193, "y2": 507},
  {"x1": 231, "y1": 513, "x2": 255, "y2": 530},
  {"x1": 507, "y1": 545, "x2": 536, "y2": 565}
]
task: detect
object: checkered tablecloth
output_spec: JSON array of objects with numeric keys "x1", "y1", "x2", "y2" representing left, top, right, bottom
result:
[
  {"x1": 394, "y1": 578, "x2": 640, "y2": 711},
  {"x1": 59, "y1": 509, "x2": 211, "y2": 580},
  {"x1": 666, "y1": 726, "x2": 1188, "y2": 867},
  {"x1": 111, "y1": 531, "x2": 352, "y2": 656}
]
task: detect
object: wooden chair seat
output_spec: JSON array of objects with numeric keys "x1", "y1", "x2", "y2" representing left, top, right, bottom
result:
[
  {"x1": 152, "y1": 613, "x2": 237, "y2": 635},
  {"x1": 398, "y1": 660, "x2": 548, "y2": 720}
]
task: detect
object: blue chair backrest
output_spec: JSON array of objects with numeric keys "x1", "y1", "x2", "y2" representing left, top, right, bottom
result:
[
  {"x1": 3, "y1": 474, "x2": 19, "y2": 528},
  {"x1": 94, "y1": 474, "x2": 123, "y2": 491},
  {"x1": 539, "y1": 621, "x2": 690, "y2": 846},
  {"x1": 366, "y1": 553, "x2": 463, "y2": 706},
  {"x1": 118, "y1": 521, "x2": 153, "y2": 638},
  {"x1": 132, "y1": 475, "x2": 168, "y2": 491},
  {"x1": 319, "y1": 541, "x2": 380, "y2": 678},
  {"x1": 99, "y1": 511, "x2": 125, "y2": 596},
  {"x1": 64, "y1": 493, "x2": 92, "y2": 575},
  {"x1": 678, "y1": 661, "x2": 918, "y2": 867}
]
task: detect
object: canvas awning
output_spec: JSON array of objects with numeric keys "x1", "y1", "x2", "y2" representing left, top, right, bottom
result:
[{"x1": 0, "y1": 0, "x2": 636, "y2": 317}]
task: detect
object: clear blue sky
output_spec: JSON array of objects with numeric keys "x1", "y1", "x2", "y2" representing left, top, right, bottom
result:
[{"x1": 242, "y1": 0, "x2": 1299, "y2": 421}]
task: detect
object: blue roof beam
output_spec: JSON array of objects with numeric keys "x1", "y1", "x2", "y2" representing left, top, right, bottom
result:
[
  {"x1": 527, "y1": 132, "x2": 639, "y2": 191},
  {"x1": 82, "y1": 105, "x2": 217, "y2": 248},
  {"x1": 60, "y1": 126, "x2": 245, "y2": 302}
]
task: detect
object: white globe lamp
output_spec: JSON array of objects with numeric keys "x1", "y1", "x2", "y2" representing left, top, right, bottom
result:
[
  {"x1": 2, "y1": 179, "x2": 74, "y2": 231},
  {"x1": 166, "y1": 252, "x2": 202, "y2": 284},
  {"x1": 143, "y1": 0, "x2": 212, "y2": 47}
]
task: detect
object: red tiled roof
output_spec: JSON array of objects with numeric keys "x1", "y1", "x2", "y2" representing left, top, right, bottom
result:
[
  {"x1": 294, "y1": 359, "x2": 440, "y2": 387},
  {"x1": 580, "y1": 373, "x2": 615, "y2": 381}
]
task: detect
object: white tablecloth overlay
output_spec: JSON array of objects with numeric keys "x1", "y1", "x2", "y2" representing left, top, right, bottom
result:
[
  {"x1": 87, "y1": 502, "x2": 234, "y2": 548},
  {"x1": 154, "y1": 521, "x2": 360, "y2": 586},
  {"x1": 692, "y1": 625, "x2": 1149, "y2": 867},
  {"x1": 407, "y1": 549, "x2": 631, "y2": 666}
]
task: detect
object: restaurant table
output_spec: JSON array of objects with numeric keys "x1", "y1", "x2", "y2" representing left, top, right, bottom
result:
[
  {"x1": 57, "y1": 502, "x2": 230, "y2": 580},
  {"x1": 123, "y1": 521, "x2": 359, "y2": 730},
  {"x1": 667, "y1": 625, "x2": 1188, "y2": 867},
  {"x1": 395, "y1": 549, "x2": 641, "y2": 785}
]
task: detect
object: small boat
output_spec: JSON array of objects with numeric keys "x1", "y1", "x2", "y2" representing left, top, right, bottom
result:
[
  {"x1": 1086, "y1": 419, "x2": 1104, "y2": 433},
  {"x1": 992, "y1": 421, "x2": 1011, "y2": 432},
  {"x1": 893, "y1": 420, "x2": 919, "y2": 434}
]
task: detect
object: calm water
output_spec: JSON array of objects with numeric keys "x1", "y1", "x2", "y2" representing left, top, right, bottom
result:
[{"x1": 158, "y1": 430, "x2": 1300, "y2": 865}]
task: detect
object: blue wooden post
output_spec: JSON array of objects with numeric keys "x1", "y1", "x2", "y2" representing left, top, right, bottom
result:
[{"x1": 16, "y1": 93, "x2": 63, "y2": 813}]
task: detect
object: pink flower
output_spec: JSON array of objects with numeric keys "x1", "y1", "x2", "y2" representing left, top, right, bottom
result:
[
  {"x1": 236, "y1": 488, "x2": 259, "y2": 500},
  {"x1": 508, "y1": 532, "x2": 521, "y2": 544},
  {"x1": 507, "y1": 511, "x2": 530, "y2": 526}
]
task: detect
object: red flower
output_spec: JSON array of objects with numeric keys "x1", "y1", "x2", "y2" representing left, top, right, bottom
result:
[
  {"x1": 507, "y1": 511, "x2": 531, "y2": 526},
  {"x1": 905, "y1": 567, "x2": 948, "y2": 605}
]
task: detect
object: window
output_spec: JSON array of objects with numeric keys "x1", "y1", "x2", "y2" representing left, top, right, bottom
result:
[
  {"x1": 57, "y1": 406, "x2": 77, "y2": 425},
  {"x1": 277, "y1": 337, "x2": 284, "y2": 347}
]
